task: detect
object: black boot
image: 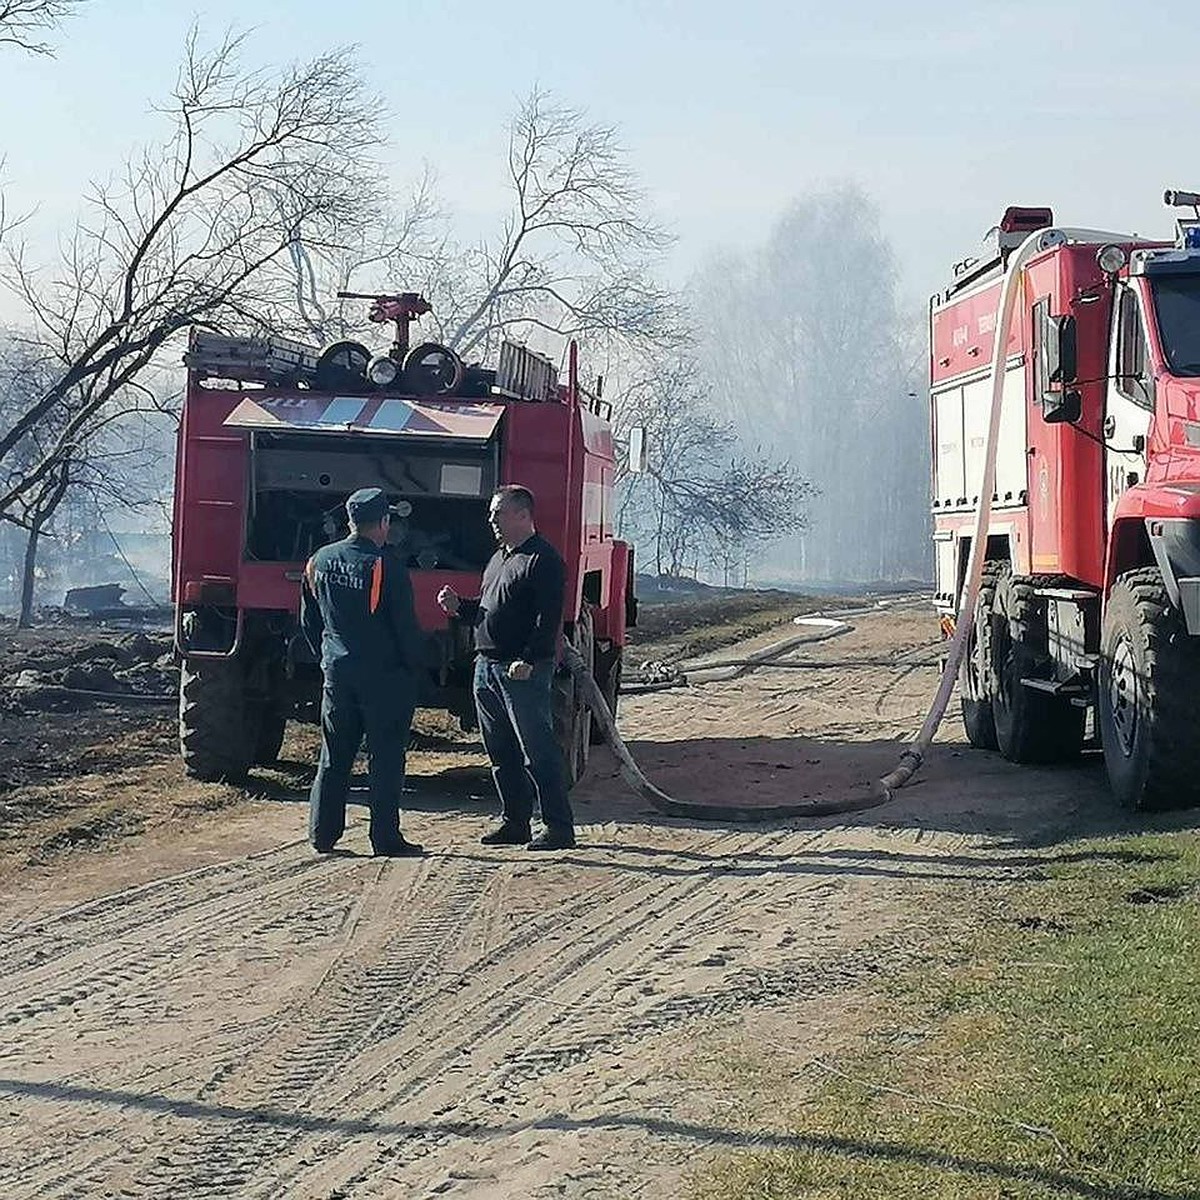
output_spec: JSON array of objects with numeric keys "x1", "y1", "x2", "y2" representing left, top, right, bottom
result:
[
  {"x1": 373, "y1": 837, "x2": 425, "y2": 858},
  {"x1": 527, "y1": 827, "x2": 576, "y2": 851},
  {"x1": 481, "y1": 822, "x2": 532, "y2": 846}
]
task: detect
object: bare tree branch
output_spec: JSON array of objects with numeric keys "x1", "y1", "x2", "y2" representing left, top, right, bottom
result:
[
  {"x1": 0, "y1": 0, "x2": 82, "y2": 55},
  {"x1": 0, "y1": 27, "x2": 383, "y2": 520},
  {"x1": 434, "y1": 88, "x2": 682, "y2": 363},
  {"x1": 612, "y1": 360, "x2": 813, "y2": 578}
]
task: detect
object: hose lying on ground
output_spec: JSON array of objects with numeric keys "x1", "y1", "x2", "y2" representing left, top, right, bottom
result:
[
  {"x1": 7, "y1": 684, "x2": 176, "y2": 706},
  {"x1": 564, "y1": 639, "x2": 893, "y2": 822}
]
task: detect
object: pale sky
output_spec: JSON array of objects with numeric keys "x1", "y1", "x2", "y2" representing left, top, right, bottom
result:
[{"x1": 1, "y1": 0, "x2": 1197, "y2": 317}]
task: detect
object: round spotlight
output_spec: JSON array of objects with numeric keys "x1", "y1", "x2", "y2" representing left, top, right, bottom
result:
[
  {"x1": 402, "y1": 342, "x2": 464, "y2": 397},
  {"x1": 314, "y1": 340, "x2": 371, "y2": 390},
  {"x1": 1097, "y1": 244, "x2": 1128, "y2": 275},
  {"x1": 366, "y1": 353, "x2": 400, "y2": 387}
]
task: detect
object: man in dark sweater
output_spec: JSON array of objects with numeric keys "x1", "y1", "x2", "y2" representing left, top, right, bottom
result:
[
  {"x1": 437, "y1": 485, "x2": 575, "y2": 851},
  {"x1": 301, "y1": 487, "x2": 425, "y2": 858}
]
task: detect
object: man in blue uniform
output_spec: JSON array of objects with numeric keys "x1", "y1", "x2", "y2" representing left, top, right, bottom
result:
[
  {"x1": 437, "y1": 484, "x2": 574, "y2": 851},
  {"x1": 301, "y1": 487, "x2": 425, "y2": 857}
]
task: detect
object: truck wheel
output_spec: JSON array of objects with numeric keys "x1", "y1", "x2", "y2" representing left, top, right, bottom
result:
[
  {"x1": 1099, "y1": 568, "x2": 1200, "y2": 810},
  {"x1": 180, "y1": 658, "x2": 253, "y2": 783},
  {"x1": 589, "y1": 643, "x2": 622, "y2": 745},
  {"x1": 988, "y1": 564, "x2": 1085, "y2": 764},
  {"x1": 554, "y1": 607, "x2": 593, "y2": 788},
  {"x1": 959, "y1": 562, "x2": 1000, "y2": 750}
]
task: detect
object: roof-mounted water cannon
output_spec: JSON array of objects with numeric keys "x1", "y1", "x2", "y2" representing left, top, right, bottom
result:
[
  {"x1": 335, "y1": 291, "x2": 463, "y2": 396},
  {"x1": 338, "y1": 291, "x2": 431, "y2": 358}
]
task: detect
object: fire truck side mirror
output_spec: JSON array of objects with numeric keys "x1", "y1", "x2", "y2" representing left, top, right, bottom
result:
[
  {"x1": 1035, "y1": 304, "x2": 1081, "y2": 424},
  {"x1": 627, "y1": 427, "x2": 648, "y2": 474},
  {"x1": 1043, "y1": 388, "x2": 1082, "y2": 424}
]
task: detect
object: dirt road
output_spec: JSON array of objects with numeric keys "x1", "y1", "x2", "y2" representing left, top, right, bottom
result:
[{"x1": 0, "y1": 605, "x2": 1129, "y2": 1198}]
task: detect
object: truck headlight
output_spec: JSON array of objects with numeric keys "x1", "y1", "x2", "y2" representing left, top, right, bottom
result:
[
  {"x1": 366, "y1": 354, "x2": 400, "y2": 387},
  {"x1": 1097, "y1": 244, "x2": 1128, "y2": 274}
]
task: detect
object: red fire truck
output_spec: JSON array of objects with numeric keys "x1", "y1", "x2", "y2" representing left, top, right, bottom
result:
[
  {"x1": 932, "y1": 193, "x2": 1200, "y2": 810},
  {"x1": 171, "y1": 293, "x2": 638, "y2": 787}
]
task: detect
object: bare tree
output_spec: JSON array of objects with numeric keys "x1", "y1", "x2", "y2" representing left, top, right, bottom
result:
[
  {"x1": 415, "y1": 89, "x2": 683, "y2": 364},
  {"x1": 615, "y1": 362, "x2": 811, "y2": 579},
  {"x1": 0, "y1": 28, "x2": 383, "y2": 525},
  {"x1": 277, "y1": 87, "x2": 684, "y2": 393},
  {"x1": 0, "y1": 333, "x2": 66, "y2": 622},
  {"x1": 36, "y1": 413, "x2": 173, "y2": 615},
  {"x1": 0, "y1": 0, "x2": 82, "y2": 55},
  {"x1": 692, "y1": 184, "x2": 929, "y2": 584}
]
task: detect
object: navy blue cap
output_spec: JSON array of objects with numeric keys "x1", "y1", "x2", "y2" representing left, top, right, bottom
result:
[{"x1": 345, "y1": 487, "x2": 395, "y2": 525}]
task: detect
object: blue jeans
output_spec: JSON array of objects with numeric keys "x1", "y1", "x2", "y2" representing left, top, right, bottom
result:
[{"x1": 473, "y1": 656, "x2": 572, "y2": 833}]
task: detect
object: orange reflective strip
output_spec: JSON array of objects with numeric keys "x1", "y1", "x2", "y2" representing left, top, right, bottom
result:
[{"x1": 369, "y1": 556, "x2": 384, "y2": 614}]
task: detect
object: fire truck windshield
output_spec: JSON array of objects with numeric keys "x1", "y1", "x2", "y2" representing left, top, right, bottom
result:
[{"x1": 1151, "y1": 274, "x2": 1200, "y2": 375}]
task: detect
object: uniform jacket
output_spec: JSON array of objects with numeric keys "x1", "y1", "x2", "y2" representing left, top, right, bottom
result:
[{"x1": 301, "y1": 536, "x2": 424, "y2": 675}]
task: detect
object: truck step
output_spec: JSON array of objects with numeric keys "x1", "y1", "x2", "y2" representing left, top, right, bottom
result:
[
  {"x1": 1034, "y1": 587, "x2": 1099, "y2": 602},
  {"x1": 1020, "y1": 676, "x2": 1090, "y2": 698}
]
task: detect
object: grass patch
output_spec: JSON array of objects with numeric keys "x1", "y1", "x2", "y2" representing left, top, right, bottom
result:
[{"x1": 690, "y1": 833, "x2": 1200, "y2": 1200}]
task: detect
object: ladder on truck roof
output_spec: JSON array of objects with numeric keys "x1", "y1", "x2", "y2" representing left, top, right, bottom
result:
[{"x1": 183, "y1": 330, "x2": 321, "y2": 385}]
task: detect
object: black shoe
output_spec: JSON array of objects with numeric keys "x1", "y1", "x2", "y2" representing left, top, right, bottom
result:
[
  {"x1": 313, "y1": 841, "x2": 338, "y2": 856},
  {"x1": 373, "y1": 838, "x2": 425, "y2": 858},
  {"x1": 527, "y1": 828, "x2": 576, "y2": 851},
  {"x1": 481, "y1": 823, "x2": 532, "y2": 846}
]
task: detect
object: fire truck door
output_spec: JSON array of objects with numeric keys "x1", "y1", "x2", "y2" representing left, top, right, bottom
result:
[{"x1": 1105, "y1": 283, "x2": 1152, "y2": 528}]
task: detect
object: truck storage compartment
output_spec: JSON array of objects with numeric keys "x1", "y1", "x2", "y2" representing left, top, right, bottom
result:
[{"x1": 244, "y1": 431, "x2": 498, "y2": 568}]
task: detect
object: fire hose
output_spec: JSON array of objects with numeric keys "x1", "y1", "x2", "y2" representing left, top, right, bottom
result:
[{"x1": 571, "y1": 225, "x2": 1116, "y2": 822}]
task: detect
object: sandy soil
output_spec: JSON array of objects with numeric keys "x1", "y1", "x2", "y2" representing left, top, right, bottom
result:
[{"x1": 0, "y1": 605, "x2": 1161, "y2": 1198}]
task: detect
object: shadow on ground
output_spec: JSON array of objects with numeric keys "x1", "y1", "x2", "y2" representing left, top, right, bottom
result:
[{"x1": 0, "y1": 1076, "x2": 1188, "y2": 1200}]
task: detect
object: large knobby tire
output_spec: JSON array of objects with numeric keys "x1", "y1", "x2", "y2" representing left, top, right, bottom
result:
[
  {"x1": 960, "y1": 562, "x2": 1000, "y2": 750},
  {"x1": 589, "y1": 642, "x2": 623, "y2": 745},
  {"x1": 988, "y1": 565, "x2": 1085, "y2": 764},
  {"x1": 180, "y1": 658, "x2": 253, "y2": 783},
  {"x1": 1099, "y1": 568, "x2": 1200, "y2": 811},
  {"x1": 554, "y1": 608, "x2": 593, "y2": 788}
]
